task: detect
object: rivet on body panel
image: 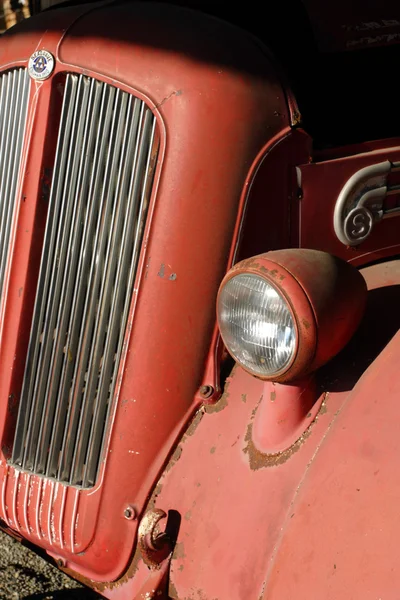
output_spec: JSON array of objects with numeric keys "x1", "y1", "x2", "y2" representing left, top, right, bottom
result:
[{"x1": 124, "y1": 505, "x2": 137, "y2": 520}]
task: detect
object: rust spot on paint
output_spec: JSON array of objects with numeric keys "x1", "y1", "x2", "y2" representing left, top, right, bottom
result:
[
  {"x1": 244, "y1": 422, "x2": 310, "y2": 469},
  {"x1": 121, "y1": 397, "x2": 136, "y2": 406},
  {"x1": 248, "y1": 262, "x2": 285, "y2": 281},
  {"x1": 168, "y1": 580, "x2": 180, "y2": 599},
  {"x1": 186, "y1": 410, "x2": 205, "y2": 437},
  {"x1": 147, "y1": 483, "x2": 164, "y2": 511},
  {"x1": 205, "y1": 391, "x2": 228, "y2": 413},
  {"x1": 205, "y1": 374, "x2": 233, "y2": 414},
  {"x1": 184, "y1": 510, "x2": 192, "y2": 521},
  {"x1": 154, "y1": 409, "x2": 205, "y2": 483},
  {"x1": 241, "y1": 394, "x2": 247, "y2": 403},
  {"x1": 270, "y1": 391, "x2": 276, "y2": 402},
  {"x1": 210, "y1": 446, "x2": 216, "y2": 454},
  {"x1": 155, "y1": 89, "x2": 183, "y2": 109},
  {"x1": 302, "y1": 318, "x2": 311, "y2": 330},
  {"x1": 173, "y1": 541, "x2": 186, "y2": 560},
  {"x1": 243, "y1": 393, "x2": 328, "y2": 469},
  {"x1": 250, "y1": 395, "x2": 263, "y2": 419},
  {"x1": 165, "y1": 446, "x2": 183, "y2": 473},
  {"x1": 158, "y1": 264, "x2": 165, "y2": 278},
  {"x1": 319, "y1": 395, "x2": 329, "y2": 414}
]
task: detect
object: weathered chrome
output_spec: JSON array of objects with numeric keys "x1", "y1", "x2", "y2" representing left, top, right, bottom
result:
[
  {"x1": 334, "y1": 158, "x2": 400, "y2": 246},
  {"x1": 11, "y1": 74, "x2": 159, "y2": 487},
  {"x1": 0, "y1": 69, "x2": 30, "y2": 304}
]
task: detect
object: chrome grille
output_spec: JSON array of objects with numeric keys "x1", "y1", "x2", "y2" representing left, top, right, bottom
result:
[
  {"x1": 0, "y1": 69, "x2": 30, "y2": 303},
  {"x1": 11, "y1": 74, "x2": 158, "y2": 488}
]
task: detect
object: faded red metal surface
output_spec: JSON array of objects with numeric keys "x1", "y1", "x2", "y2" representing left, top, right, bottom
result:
[
  {"x1": 0, "y1": 0, "x2": 292, "y2": 585},
  {"x1": 137, "y1": 258, "x2": 400, "y2": 600},
  {"x1": 264, "y1": 268, "x2": 400, "y2": 599}
]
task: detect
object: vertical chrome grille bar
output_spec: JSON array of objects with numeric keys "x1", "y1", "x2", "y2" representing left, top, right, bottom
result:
[
  {"x1": 83, "y1": 109, "x2": 156, "y2": 487},
  {"x1": 0, "y1": 74, "x2": 14, "y2": 290},
  {"x1": 68, "y1": 88, "x2": 129, "y2": 485},
  {"x1": 70, "y1": 99, "x2": 144, "y2": 486},
  {"x1": 12, "y1": 75, "x2": 80, "y2": 468},
  {"x1": 55, "y1": 82, "x2": 118, "y2": 482},
  {"x1": 33, "y1": 76, "x2": 92, "y2": 474},
  {"x1": 11, "y1": 74, "x2": 159, "y2": 487},
  {"x1": 49, "y1": 82, "x2": 116, "y2": 480},
  {"x1": 45, "y1": 79, "x2": 104, "y2": 478},
  {"x1": 0, "y1": 69, "x2": 30, "y2": 305}
]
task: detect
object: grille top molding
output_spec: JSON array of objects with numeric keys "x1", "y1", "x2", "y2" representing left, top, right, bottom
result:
[{"x1": 11, "y1": 73, "x2": 158, "y2": 488}]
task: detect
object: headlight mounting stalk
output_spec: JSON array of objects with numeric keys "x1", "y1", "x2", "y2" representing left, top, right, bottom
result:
[{"x1": 217, "y1": 249, "x2": 367, "y2": 453}]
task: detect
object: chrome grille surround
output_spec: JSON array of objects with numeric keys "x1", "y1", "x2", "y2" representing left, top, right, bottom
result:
[
  {"x1": 11, "y1": 74, "x2": 158, "y2": 488},
  {"x1": 0, "y1": 69, "x2": 30, "y2": 305}
]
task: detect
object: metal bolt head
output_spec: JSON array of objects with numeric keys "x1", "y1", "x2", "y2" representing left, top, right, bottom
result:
[
  {"x1": 56, "y1": 558, "x2": 65, "y2": 568},
  {"x1": 199, "y1": 385, "x2": 214, "y2": 399},
  {"x1": 124, "y1": 505, "x2": 136, "y2": 520}
]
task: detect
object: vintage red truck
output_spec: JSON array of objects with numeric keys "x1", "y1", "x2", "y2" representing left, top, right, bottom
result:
[{"x1": 1, "y1": 0, "x2": 400, "y2": 598}]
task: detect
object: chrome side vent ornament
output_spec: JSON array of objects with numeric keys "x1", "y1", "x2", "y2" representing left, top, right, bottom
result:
[
  {"x1": 333, "y1": 159, "x2": 400, "y2": 246},
  {"x1": 11, "y1": 74, "x2": 159, "y2": 488},
  {"x1": 0, "y1": 69, "x2": 30, "y2": 303}
]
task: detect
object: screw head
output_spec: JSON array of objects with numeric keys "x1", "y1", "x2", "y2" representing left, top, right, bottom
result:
[
  {"x1": 199, "y1": 385, "x2": 214, "y2": 399},
  {"x1": 56, "y1": 558, "x2": 65, "y2": 568},
  {"x1": 124, "y1": 505, "x2": 136, "y2": 520}
]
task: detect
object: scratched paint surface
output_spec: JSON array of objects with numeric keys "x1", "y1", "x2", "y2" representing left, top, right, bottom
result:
[{"x1": 142, "y1": 259, "x2": 400, "y2": 600}]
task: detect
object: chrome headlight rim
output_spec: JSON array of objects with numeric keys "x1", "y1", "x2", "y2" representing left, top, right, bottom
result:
[
  {"x1": 217, "y1": 256, "x2": 318, "y2": 383},
  {"x1": 217, "y1": 271, "x2": 299, "y2": 379}
]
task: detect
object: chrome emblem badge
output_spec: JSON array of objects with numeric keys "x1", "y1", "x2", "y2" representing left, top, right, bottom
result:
[{"x1": 28, "y1": 50, "x2": 55, "y2": 81}]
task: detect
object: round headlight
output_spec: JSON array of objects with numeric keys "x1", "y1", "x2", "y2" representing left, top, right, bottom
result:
[
  {"x1": 217, "y1": 273, "x2": 296, "y2": 377},
  {"x1": 217, "y1": 250, "x2": 367, "y2": 383}
]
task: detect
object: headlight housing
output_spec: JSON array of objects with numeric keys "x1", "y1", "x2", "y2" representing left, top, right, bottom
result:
[{"x1": 217, "y1": 249, "x2": 367, "y2": 382}]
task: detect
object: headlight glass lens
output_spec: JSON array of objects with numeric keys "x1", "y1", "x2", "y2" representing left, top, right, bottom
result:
[{"x1": 218, "y1": 273, "x2": 296, "y2": 377}]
